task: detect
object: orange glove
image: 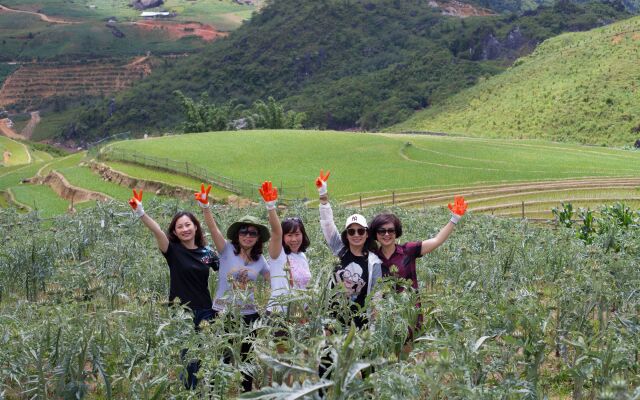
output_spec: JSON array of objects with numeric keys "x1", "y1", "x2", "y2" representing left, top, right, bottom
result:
[
  {"x1": 259, "y1": 180, "x2": 278, "y2": 210},
  {"x1": 128, "y1": 189, "x2": 144, "y2": 217},
  {"x1": 448, "y1": 195, "x2": 467, "y2": 224},
  {"x1": 315, "y1": 169, "x2": 330, "y2": 196},
  {"x1": 195, "y1": 183, "x2": 212, "y2": 208}
]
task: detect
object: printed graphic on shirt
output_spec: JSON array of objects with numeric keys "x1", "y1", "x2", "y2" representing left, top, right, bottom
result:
[
  {"x1": 288, "y1": 255, "x2": 311, "y2": 289},
  {"x1": 200, "y1": 247, "x2": 219, "y2": 270},
  {"x1": 334, "y1": 262, "x2": 366, "y2": 301},
  {"x1": 228, "y1": 266, "x2": 259, "y2": 291}
]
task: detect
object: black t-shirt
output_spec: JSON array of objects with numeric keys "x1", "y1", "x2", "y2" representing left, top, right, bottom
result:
[
  {"x1": 162, "y1": 241, "x2": 219, "y2": 310},
  {"x1": 331, "y1": 250, "x2": 369, "y2": 328}
]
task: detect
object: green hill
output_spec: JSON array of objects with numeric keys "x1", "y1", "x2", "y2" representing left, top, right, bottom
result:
[
  {"x1": 62, "y1": 0, "x2": 629, "y2": 141},
  {"x1": 0, "y1": 0, "x2": 256, "y2": 62},
  {"x1": 102, "y1": 129, "x2": 640, "y2": 196},
  {"x1": 393, "y1": 15, "x2": 640, "y2": 146}
]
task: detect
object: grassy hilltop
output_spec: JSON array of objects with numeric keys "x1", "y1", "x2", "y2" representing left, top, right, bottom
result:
[
  {"x1": 393, "y1": 15, "x2": 640, "y2": 146},
  {"x1": 101, "y1": 130, "x2": 640, "y2": 219}
]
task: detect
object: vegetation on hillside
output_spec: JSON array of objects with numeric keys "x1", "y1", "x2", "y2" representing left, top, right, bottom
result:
[
  {"x1": 175, "y1": 92, "x2": 306, "y2": 132},
  {"x1": 61, "y1": 0, "x2": 629, "y2": 141},
  {"x1": 469, "y1": 0, "x2": 637, "y2": 14},
  {"x1": 0, "y1": 0, "x2": 255, "y2": 62},
  {"x1": 393, "y1": 15, "x2": 640, "y2": 146}
]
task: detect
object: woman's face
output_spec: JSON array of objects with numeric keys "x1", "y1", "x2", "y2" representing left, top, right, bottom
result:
[
  {"x1": 173, "y1": 215, "x2": 197, "y2": 243},
  {"x1": 284, "y1": 227, "x2": 303, "y2": 253},
  {"x1": 238, "y1": 225, "x2": 259, "y2": 250},
  {"x1": 345, "y1": 223, "x2": 368, "y2": 248},
  {"x1": 375, "y1": 222, "x2": 397, "y2": 247}
]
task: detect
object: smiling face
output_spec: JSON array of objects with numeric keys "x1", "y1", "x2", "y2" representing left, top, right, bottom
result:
[
  {"x1": 173, "y1": 215, "x2": 197, "y2": 244},
  {"x1": 345, "y1": 223, "x2": 368, "y2": 249},
  {"x1": 284, "y1": 228, "x2": 303, "y2": 253},
  {"x1": 375, "y1": 222, "x2": 397, "y2": 247},
  {"x1": 237, "y1": 225, "x2": 259, "y2": 250}
]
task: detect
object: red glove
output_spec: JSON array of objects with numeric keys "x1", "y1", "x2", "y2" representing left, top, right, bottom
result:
[
  {"x1": 315, "y1": 169, "x2": 330, "y2": 196},
  {"x1": 259, "y1": 181, "x2": 278, "y2": 210},
  {"x1": 195, "y1": 183, "x2": 212, "y2": 208},
  {"x1": 128, "y1": 189, "x2": 144, "y2": 217},
  {"x1": 448, "y1": 195, "x2": 467, "y2": 224}
]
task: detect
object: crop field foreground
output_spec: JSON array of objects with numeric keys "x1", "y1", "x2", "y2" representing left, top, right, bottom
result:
[
  {"x1": 104, "y1": 130, "x2": 640, "y2": 216},
  {"x1": 0, "y1": 202, "x2": 639, "y2": 398}
]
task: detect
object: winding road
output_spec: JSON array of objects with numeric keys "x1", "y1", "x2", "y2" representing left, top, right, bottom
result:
[{"x1": 0, "y1": 4, "x2": 77, "y2": 24}]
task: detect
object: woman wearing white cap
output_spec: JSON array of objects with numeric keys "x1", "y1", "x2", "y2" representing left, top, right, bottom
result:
[{"x1": 315, "y1": 169, "x2": 382, "y2": 329}]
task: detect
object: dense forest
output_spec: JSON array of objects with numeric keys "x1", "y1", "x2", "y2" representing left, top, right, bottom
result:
[
  {"x1": 469, "y1": 0, "x2": 637, "y2": 13},
  {"x1": 63, "y1": 0, "x2": 630, "y2": 141}
]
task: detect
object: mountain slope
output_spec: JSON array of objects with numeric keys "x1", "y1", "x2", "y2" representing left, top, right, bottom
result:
[
  {"x1": 392, "y1": 15, "x2": 640, "y2": 146},
  {"x1": 63, "y1": 0, "x2": 629, "y2": 141}
]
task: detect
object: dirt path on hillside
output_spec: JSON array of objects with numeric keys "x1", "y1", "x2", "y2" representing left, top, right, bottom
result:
[
  {"x1": 0, "y1": 118, "x2": 27, "y2": 140},
  {"x1": 20, "y1": 111, "x2": 40, "y2": 139},
  {"x1": 428, "y1": 0, "x2": 495, "y2": 17},
  {"x1": 0, "y1": 4, "x2": 78, "y2": 24},
  {"x1": 30, "y1": 171, "x2": 112, "y2": 203},
  {"x1": 129, "y1": 21, "x2": 227, "y2": 42},
  {"x1": 90, "y1": 161, "x2": 195, "y2": 200}
]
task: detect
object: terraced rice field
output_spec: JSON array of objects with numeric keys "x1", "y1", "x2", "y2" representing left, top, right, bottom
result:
[
  {"x1": 0, "y1": 58, "x2": 151, "y2": 110},
  {"x1": 0, "y1": 136, "x2": 30, "y2": 166},
  {"x1": 345, "y1": 177, "x2": 640, "y2": 219}
]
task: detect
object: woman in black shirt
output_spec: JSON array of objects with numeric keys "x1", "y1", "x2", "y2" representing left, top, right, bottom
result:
[
  {"x1": 129, "y1": 189, "x2": 218, "y2": 318},
  {"x1": 128, "y1": 189, "x2": 218, "y2": 389}
]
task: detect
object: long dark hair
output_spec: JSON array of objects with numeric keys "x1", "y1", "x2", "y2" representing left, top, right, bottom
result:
[
  {"x1": 282, "y1": 217, "x2": 310, "y2": 254},
  {"x1": 370, "y1": 213, "x2": 403, "y2": 238},
  {"x1": 167, "y1": 211, "x2": 206, "y2": 248},
  {"x1": 231, "y1": 224, "x2": 265, "y2": 261}
]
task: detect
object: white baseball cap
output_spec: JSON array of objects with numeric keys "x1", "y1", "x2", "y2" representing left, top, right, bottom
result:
[{"x1": 344, "y1": 213, "x2": 368, "y2": 229}]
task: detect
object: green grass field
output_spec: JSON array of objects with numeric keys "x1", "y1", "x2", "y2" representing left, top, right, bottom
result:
[
  {"x1": 31, "y1": 150, "x2": 53, "y2": 163},
  {"x1": 1, "y1": 0, "x2": 256, "y2": 23},
  {"x1": 0, "y1": 21, "x2": 206, "y2": 61},
  {"x1": 105, "y1": 160, "x2": 233, "y2": 198},
  {"x1": 163, "y1": 0, "x2": 257, "y2": 29},
  {"x1": 58, "y1": 165, "x2": 137, "y2": 200},
  {"x1": 0, "y1": 0, "x2": 255, "y2": 61},
  {"x1": 0, "y1": 163, "x2": 42, "y2": 190},
  {"x1": 9, "y1": 184, "x2": 96, "y2": 217},
  {"x1": 104, "y1": 130, "x2": 640, "y2": 200},
  {"x1": 0, "y1": 137, "x2": 30, "y2": 166},
  {"x1": 38, "y1": 152, "x2": 86, "y2": 176},
  {"x1": 392, "y1": 16, "x2": 640, "y2": 146}
]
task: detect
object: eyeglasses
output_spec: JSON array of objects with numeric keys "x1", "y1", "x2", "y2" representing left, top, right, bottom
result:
[
  {"x1": 376, "y1": 228, "x2": 396, "y2": 236},
  {"x1": 284, "y1": 217, "x2": 302, "y2": 222},
  {"x1": 239, "y1": 227, "x2": 259, "y2": 237},
  {"x1": 347, "y1": 228, "x2": 367, "y2": 236}
]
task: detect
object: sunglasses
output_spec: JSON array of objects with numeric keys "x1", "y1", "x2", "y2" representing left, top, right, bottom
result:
[
  {"x1": 347, "y1": 228, "x2": 367, "y2": 236},
  {"x1": 284, "y1": 217, "x2": 302, "y2": 222},
  {"x1": 376, "y1": 228, "x2": 396, "y2": 236},
  {"x1": 239, "y1": 227, "x2": 259, "y2": 237}
]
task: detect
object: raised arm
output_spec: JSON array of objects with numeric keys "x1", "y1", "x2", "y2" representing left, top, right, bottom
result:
[
  {"x1": 316, "y1": 169, "x2": 343, "y2": 254},
  {"x1": 420, "y1": 195, "x2": 468, "y2": 255},
  {"x1": 129, "y1": 189, "x2": 169, "y2": 253},
  {"x1": 259, "y1": 181, "x2": 283, "y2": 259},
  {"x1": 195, "y1": 184, "x2": 226, "y2": 252}
]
